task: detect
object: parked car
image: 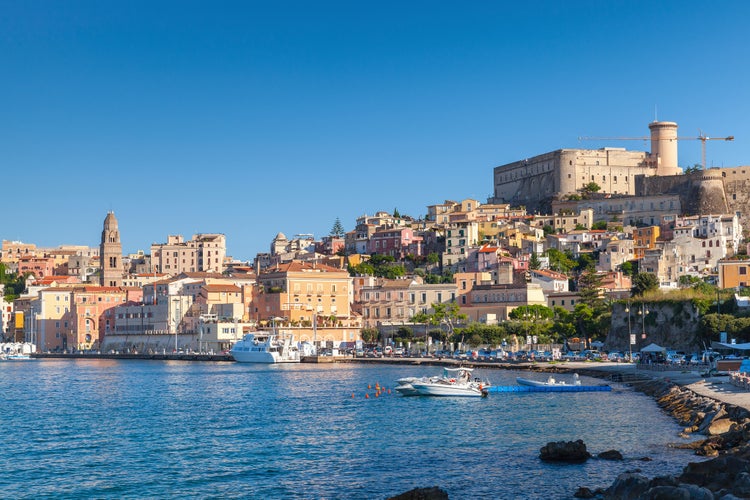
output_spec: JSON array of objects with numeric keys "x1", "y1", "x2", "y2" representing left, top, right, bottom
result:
[{"x1": 607, "y1": 351, "x2": 625, "y2": 362}]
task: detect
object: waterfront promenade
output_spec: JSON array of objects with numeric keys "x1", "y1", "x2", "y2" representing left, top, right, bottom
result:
[{"x1": 556, "y1": 361, "x2": 750, "y2": 412}]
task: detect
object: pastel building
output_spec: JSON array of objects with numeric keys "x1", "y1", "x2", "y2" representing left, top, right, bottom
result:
[{"x1": 151, "y1": 234, "x2": 227, "y2": 275}]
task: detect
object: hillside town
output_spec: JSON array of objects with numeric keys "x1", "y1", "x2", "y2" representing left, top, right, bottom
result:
[{"x1": 3, "y1": 120, "x2": 750, "y2": 357}]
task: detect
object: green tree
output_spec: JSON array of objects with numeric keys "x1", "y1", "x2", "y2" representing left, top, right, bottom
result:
[
  {"x1": 581, "y1": 182, "x2": 601, "y2": 198},
  {"x1": 632, "y1": 273, "x2": 659, "y2": 296},
  {"x1": 678, "y1": 275, "x2": 702, "y2": 288},
  {"x1": 426, "y1": 252, "x2": 440, "y2": 267},
  {"x1": 529, "y1": 252, "x2": 541, "y2": 270},
  {"x1": 395, "y1": 326, "x2": 413, "y2": 340},
  {"x1": 576, "y1": 265, "x2": 605, "y2": 311},
  {"x1": 684, "y1": 164, "x2": 702, "y2": 175},
  {"x1": 330, "y1": 217, "x2": 345, "y2": 237},
  {"x1": 508, "y1": 304, "x2": 554, "y2": 321},
  {"x1": 619, "y1": 261, "x2": 635, "y2": 277},
  {"x1": 591, "y1": 221, "x2": 608, "y2": 230},
  {"x1": 360, "y1": 327, "x2": 379, "y2": 343},
  {"x1": 393, "y1": 208, "x2": 401, "y2": 218},
  {"x1": 546, "y1": 248, "x2": 576, "y2": 274},
  {"x1": 542, "y1": 224, "x2": 555, "y2": 235}
]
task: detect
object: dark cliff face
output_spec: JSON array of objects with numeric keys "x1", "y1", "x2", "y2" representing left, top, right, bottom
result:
[{"x1": 605, "y1": 302, "x2": 702, "y2": 352}]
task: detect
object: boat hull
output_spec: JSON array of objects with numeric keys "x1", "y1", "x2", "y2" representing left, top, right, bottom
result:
[
  {"x1": 231, "y1": 351, "x2": 299, "y2": 363},
  {"x1": 230, "y1": 332, "x2": 300, "y2": 364},
  {"x1": 410, "y1": 382, "x2": 487, "y2": 397}
]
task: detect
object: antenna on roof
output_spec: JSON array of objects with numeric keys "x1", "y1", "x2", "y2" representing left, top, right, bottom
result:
[{"x1": 654, "y1": 104, "x2": 658, "y2": 122}]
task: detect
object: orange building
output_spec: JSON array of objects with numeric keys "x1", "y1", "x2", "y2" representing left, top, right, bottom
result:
[
  {"x1": 633, "y1": 226, "x2": 660, "y2": 260},
  {"x1": 718, "y1": 259, "x2": 750, "y2": 289}
]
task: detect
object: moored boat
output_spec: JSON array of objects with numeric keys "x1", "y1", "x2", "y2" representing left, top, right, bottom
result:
[
  {"x1": 516, "y1": 373, "x2": 581, "y2": 387},
  {"x1": 4, "y1": 353, "x2": 32, "y2": 361},
  {"x1": 230, "y1": 332, "x2": 300, "y2": 363},
  {"x1": 398, "y1": 367, "x2": 490, "y2": 397}
]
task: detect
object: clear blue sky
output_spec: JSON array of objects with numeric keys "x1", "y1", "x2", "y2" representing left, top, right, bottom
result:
[{"x1": 3, "y1": 1, "x2": 749, "y2": 260}]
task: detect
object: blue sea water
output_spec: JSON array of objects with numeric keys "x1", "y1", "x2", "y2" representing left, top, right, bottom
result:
[{"x1": 0, "y1": 360, "x2": 703, "y2": 499}]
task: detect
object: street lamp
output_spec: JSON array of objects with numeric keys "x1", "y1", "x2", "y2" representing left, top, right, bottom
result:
[
  {"x1": 638, "y1": 303, "x2": 649, "y2": 342},
  {"x1": 173, "y1": 298, "x2": 180, "y2": 352},
  {"x1": 625, "y1": 301, "x2": 633, "y2": 362}
]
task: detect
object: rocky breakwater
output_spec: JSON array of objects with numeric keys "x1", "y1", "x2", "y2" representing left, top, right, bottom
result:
[{"x1": 602, "y1": 378, "x2": 750, "y2": 499}]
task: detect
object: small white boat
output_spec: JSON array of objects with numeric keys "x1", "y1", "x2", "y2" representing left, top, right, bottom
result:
[
  {"x1": 516, "y1": 373, "x2": 581, "y2": 387},
  {"x1": 3, "y1": 353, "x2": 32, "y2": 361},
  {"x1": 400, "y1": 367, "x2": 490, "y2": 397},
  {"x1": 230, "y1": 331, "x2": 300, "y2": 363}
]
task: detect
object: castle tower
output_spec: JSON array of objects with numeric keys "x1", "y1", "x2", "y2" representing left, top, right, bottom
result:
[
  {"x1": 100, "y1": 211, "x2": 123, "y2": 287},
  {"x1": 649, "y1": 121, "x2": 681, "y2": 176}
]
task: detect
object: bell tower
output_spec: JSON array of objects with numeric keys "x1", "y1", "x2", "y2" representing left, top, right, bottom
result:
[{"x1": 100, "y1": 211, "x2": 123, "y2": 287}]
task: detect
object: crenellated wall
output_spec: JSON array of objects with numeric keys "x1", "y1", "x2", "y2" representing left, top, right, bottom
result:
[{"x1": 636, "y1": 169, "x2": 749, "y2": 235}]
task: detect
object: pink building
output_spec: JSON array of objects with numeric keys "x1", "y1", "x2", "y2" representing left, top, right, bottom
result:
[
  {"x1": 368, "y1": 227, "x2": 423, "y2": 259},
  {"x1": 18, "y1": 255, "x2": 56, "y2": 279}
]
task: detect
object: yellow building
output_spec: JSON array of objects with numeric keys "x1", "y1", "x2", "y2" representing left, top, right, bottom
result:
[
  {"x1": 633, "y1": 226, "x2": 660, "y2": 260},
  {"x1": 253, "y1": 261, "x2": 353, "y2": 325}
]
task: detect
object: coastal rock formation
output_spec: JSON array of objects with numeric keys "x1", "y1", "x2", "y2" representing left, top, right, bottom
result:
[
  {"x1": 597, "y1": 450, "x2": 623, "y2": 461},
  {"x1": 539, "y1": 439, "x2": 591, "y2": 462},
  {"x1": 596, "y1": 376, "x2": 750, "y2": 498},
  {"x1": 388, "y1": 487, "x2": 449, "y2": 500}
]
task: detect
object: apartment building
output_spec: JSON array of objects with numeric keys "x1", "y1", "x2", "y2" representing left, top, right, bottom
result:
[
  {"x1": 1, "y1": 240, "x2": 37, "y2": 265},
  {"x1": 718, "y1": 259, "x2": 750, "y2": 289},
  {"x1": 358, "y1": 279, "x2": 458, "y2": 328},
  {"x1": 17, "y1": 255, "x2": 56, "y2": 279},
  {"x1": 462, "y1": 283, "x2": 546, "y2": 322},
  {"x1": 633, "y1": 226, "x2": 660, "y2": 260},
  {"x1": 442, "y1": 220, "x2": 479, "y2": 269},
  {"x1": 368, "y1": 227, "x2": 423, "y2": 259},
  {"x1": 253, "y1": 261, "x2": 352, "y2": 324},
  {"x1": 151, "y1": 233, "x2": 226, "y2": 275},
  {"x1": 598, "y1": 236, "x2": 634, "y2": 272}
]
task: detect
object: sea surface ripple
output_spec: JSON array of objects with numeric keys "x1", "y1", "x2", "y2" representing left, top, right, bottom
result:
[{"x1": 0, "y1": 360, "x2": 703, "y2": 499}]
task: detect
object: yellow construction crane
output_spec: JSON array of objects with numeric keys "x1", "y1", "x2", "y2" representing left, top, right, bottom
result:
[{"x1": 578, "y1": 131, "x2": 734, "y2": 169}]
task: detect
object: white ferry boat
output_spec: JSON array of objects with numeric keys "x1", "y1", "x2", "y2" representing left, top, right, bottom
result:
[{"x1": 230, "y1": 332, "x2": 300, "y2": 363}]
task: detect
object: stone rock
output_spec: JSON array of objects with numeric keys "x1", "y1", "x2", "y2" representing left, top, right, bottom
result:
[
  {"x1": 729, "y1": 471, "x2": 750, "y2": 497},
  {"x1": 641, "y1": 484, "x2": 714, "y2": 499},
  {"x1": 388, "y1": 487, "x2": 449, "y2": 500},
  {"x1": 707, "y1": 417, "x2": 735, "y2": 436},
  {"x1": 539, "y1": 439, "x2": 591, "y2": 463},
  {"x1": 679, "y1": 455, "x2": 750, "y2": 491},
  {"x1": 699, "y1": 407, "x2": 727, "y2": 434},
  {"x1": 604, "y1": 472, "x2": 651, "y2": 500},
  {"x1": 598, "y1": 449, "x2": 624, "y2": 461},
  {"x1": 573, "y1": 486, "x2": 595, "y2": 498}
]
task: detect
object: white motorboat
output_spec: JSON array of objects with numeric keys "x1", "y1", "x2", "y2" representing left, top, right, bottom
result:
[
  {"x1": 3, "y1": 353, "x2": 31, "y2": 361},
  {"x1": 394, "y1": 375, "x2": 440, "y2": 396},
  {"x1": 516, "y1": 373, "x2": 581, "y2": 387},
  {"x1": 230, "y1": 331, "x2": 300, "y2": 363},
  {"x1": 403, "y1": 367, "x2": 490, "y2": 397}
]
